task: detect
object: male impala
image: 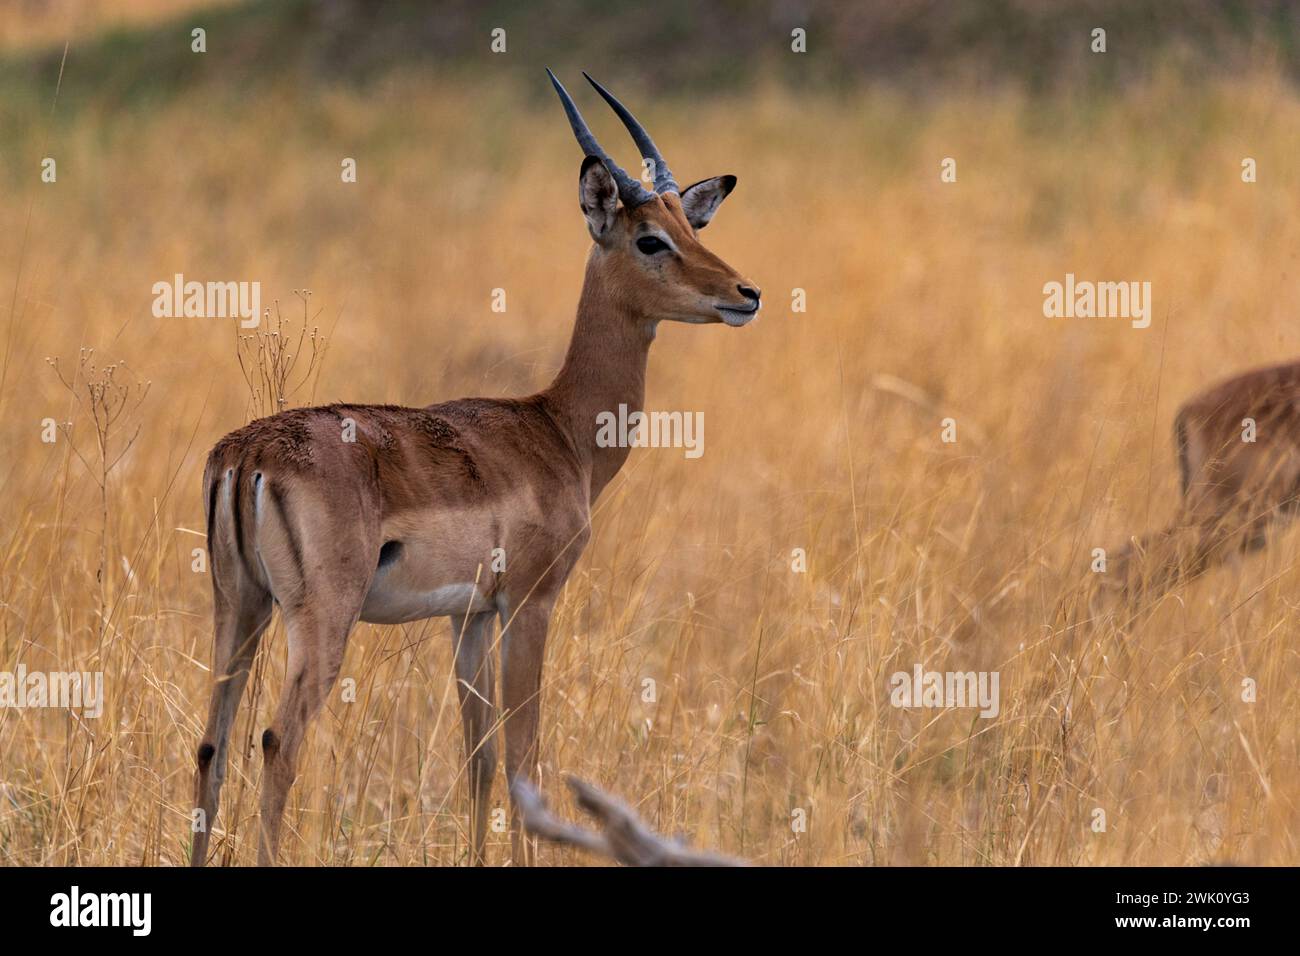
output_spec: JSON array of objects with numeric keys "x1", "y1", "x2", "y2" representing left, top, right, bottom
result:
[
  {"x1": 190, "y1": 71, "x2": 760, "y2": 866},
  {"x1": 1103, "y1": 361, "x2": 1300, "y2": 606}
]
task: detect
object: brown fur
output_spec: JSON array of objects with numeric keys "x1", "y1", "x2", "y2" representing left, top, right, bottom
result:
[
  {"x1": 1103, "y1": 360, "x2": 1300, "y2": 608},
  {"x1": 190, "y1": 186, "x2": 759, "y2": 866}
]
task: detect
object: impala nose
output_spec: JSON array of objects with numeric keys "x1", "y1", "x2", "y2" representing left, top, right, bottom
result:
[{"x1": 738, "y1": 284, "x2": 761, "y2": 305}]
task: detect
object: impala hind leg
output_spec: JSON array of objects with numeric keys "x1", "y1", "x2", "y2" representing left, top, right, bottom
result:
[
  {"x1": 192, "y1": 584, "x2": 272, "y2": 867},
  {"x1": 450, "y1": 611, "x2": 498, "y2": 865},
  {"x1": 500, "y1": 602, "x2": 551, "y2": 865},
  {"x1": 257, "y1": 595, "x2": 366, "y2": 866}
]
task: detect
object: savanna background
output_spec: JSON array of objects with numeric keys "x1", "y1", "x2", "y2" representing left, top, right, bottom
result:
[{"x1": 1, "y1": 0, "x2": 1297, "y2": 866}]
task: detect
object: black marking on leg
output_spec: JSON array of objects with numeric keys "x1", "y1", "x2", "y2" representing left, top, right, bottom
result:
[
  {"x1": 261, "y1": 728, "x2": 278, "y2": 753},
  {"x1": 231, "y1": 463, "x2": 258, "y2": 582},
  {"x1": 197, "y1": 742, "x2": 215, "y2": 767},
  {"x1": 268, "y1": 482, "x2": 305, "y2": 582},
  {"x1": 205, "y1": 476, "x2": 220, "y2": 565},
  {"x1": 1175, "y1": 415, "x2": 1191, "y2": 497},
  {"x1": 230, "y1": 464, "x2": 245, "y2": 558}
]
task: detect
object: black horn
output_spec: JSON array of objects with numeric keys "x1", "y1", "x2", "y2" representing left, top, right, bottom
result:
[
  {"x1": 547, "y1": 69, "x2": 657, "y2": 207},
  {"x1": 582, "y1": 71, "x2": 678, "y2": 196}
]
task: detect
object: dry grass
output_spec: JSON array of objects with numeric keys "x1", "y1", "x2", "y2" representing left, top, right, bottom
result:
[{"x1": 0, "y1": 66, "x2": 1297, "y2": 866}]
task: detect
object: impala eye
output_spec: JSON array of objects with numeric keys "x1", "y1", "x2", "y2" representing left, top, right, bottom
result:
[{"x1": 636, "y1": 235, "x2": 669, "y2": 255}]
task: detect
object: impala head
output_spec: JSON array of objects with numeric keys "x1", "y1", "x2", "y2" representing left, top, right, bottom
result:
[{"x1": 549, "y1": 70, "x2": 761, "y2": 327}]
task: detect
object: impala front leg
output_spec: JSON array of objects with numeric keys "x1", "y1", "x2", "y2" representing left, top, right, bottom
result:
[
  {"x1": 449, "y1": 611, "x2": 498, "y2": 866},
  {"x1": 500, "y1": 600, "x2": 551, "y2": 866}
]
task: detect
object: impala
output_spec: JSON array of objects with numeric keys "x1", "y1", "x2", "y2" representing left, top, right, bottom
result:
[
  {"x1": 190, "y1": 71, "x2": 760, "y2": 866},
  {"x1": 1103, "y1": 361, "x2": 1300, "y2": 606}
]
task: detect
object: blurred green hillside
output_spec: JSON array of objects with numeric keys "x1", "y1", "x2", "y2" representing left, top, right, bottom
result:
[{"x1": 2, "y1": 0, "x2": 1299, "y2": 122}]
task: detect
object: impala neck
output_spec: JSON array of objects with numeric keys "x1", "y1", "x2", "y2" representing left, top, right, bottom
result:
[{"x1": 543, "y1": 251, "x2": 656, "y2": 502}]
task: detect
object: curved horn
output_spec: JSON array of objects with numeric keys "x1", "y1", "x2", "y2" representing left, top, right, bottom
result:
[
  {"x1": 583, "y1": 71, "x2": 678, "y2": 196},
  {"x1": 547, "y1": 69, "x2": 656, "y2": 207}
]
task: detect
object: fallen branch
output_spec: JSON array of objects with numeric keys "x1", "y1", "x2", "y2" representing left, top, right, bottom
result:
[{"x1": 512, "y1": 775, "x2": 748, "y2": 867}]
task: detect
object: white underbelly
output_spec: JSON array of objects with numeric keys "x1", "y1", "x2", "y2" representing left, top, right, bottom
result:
[{"x1": 359, "y1": 579, "x2": 493, "y2": 624}]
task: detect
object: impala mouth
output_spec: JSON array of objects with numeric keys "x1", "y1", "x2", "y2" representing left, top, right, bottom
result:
[{"x1": 715, "y1": 301, "x2": 759, "y2": 327}]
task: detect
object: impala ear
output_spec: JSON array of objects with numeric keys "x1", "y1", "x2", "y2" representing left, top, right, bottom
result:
[
  {"x1": 679, "y1": 175, "x2": 736, "y2": 230},
  {"x1": 578, "y1": 155, "x2": 619, "y2": 241}
]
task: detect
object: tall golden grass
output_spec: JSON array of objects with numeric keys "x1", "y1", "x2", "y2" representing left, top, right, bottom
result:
[{"x1": 1, "y1": 66, "x2": 1297, "y2": 865}]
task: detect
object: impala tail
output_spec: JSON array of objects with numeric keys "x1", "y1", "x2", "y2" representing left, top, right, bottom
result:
[{"x1": 203, "y1": 452, "x2": 266, "y2": 592}]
